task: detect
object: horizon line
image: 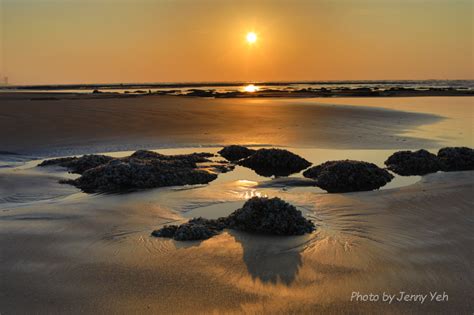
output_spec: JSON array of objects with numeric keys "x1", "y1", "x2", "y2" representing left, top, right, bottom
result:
[{"x1": 3, "y1": 79, "x2": 474, "y2": 89}]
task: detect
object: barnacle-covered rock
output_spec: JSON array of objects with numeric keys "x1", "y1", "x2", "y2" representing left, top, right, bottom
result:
[
  {"x1": 42, "y1": 149, "x2": 217, "y2": 193},
  {"x1": 304, "y1": 160, "x2": 393, "y2": 193},
  {"x1": 38, "y1": 154, "x2": 114, "y2": 174},
  {"x1": 152, "y1": 217, "x2": 228, "y2": 241},
  {"x1": 68, "y1": 158, "x2": 217, "y2": 193},
  {"x1": 151, "y1": 197, "x2": 315, "y2": 241},
  {"x1": 218, "y1": 145, "x2": 256, "y2": 161},
  {"x1": 151, "y1": 225, "x2": 178, "y2": 238},
  {"x1": 384, "y1": 149, "x2": 440, "y2": 175},
  {"x1": 437, "y1": 147, "x2": 474, "y2": 171},
  {"x1": 129, "y1": 150, "x2": 214, "y2": 164},
  {"x1": 238, "y1": 148, "x2": 311, "y2": 177},
  {"x1": 226, "y1": 197, "x2": 315, "y2": 235}
]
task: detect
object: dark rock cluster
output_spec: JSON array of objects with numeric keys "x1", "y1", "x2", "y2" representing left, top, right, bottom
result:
[
  {"x1": 226, "y1": 197, "x2": 315, "y2": 235},
  {"x1": 218, "y1": 145, "x2": 256, "y2": 161},
  {"x1": 151, "y1": 225, "x2": 178, "y2": 238},
  {"x1": 384, "y1": 147, "x2": 474, "y2": 175},
  {"x1": 185, "y1": 89, "x2": 215, "y2": 97},
  {"x1": 437, "y1": 147, "x2": 474, "y2": 171},
  {"x1": 151, "y1": 197, "x2": 315, "y2": 241},
  {"x1": 128, "y1": 150, "x2": 214, "y2": 165},
  {"x1": 38, "y1": 154, "x2": 114, "y2": 174},
  {"x1": 303, "y1": 160, "x2": 393, "y2": 193},
  {"x1": 384, "y1": 149, "x2": 440, "y2": 176},
  {"x1": 67, "y1": 158, "x2": 216, "y2": 193},
  {"x1": 41, "y1": 150, "x2": 217, "y2": 193},
  {"x1": 237, "y1": 148, "x2": 311, "y2": 177},
  {"x1": 40, "y1": 145, "x2": 473, "y2": 197},
  {"x1": 152, "y1": 217, "x2": 227, "y2": 241}
]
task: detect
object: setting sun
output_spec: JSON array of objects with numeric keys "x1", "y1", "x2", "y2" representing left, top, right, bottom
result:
[
  {"x1": 1, "y1": 1, "x2": 473, "y2": 314},
  {"x1": 246, "y1": 32, "x2": 257, "y2": 44}
]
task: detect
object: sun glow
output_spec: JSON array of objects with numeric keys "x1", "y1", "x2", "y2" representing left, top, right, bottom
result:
[
  {"x1": 243, "y1": 84, "x2": 259, "y2": 93},
  {"x1": 246, "y1": 32, "x2": 257, "y2": 44}
]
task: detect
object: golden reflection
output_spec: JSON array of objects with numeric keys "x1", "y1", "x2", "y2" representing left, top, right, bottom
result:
[
  {"x1": 236, "y1": 179, "x2": 258, "y2": 186},
  {"x1": 243, "y1": 84, "x2": 259, "y2": 93},
  {"x1": 241, "y1": 189, "x2": 266, "y2": 200}
]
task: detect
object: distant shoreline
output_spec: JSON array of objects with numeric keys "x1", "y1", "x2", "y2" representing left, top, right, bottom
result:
[
  {"x1": 1, "y1": 79, "x2": 472, "y2": 99},
  {"x1": 1, "y1": 87, "x2": 473, "y2": 101}
]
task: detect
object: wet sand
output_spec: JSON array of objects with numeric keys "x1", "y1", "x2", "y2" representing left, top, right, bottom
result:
[
  {"x1": 0, "y1": 163, "x2": 472, "y2": 314},
  {"x1": 0, "y1": 95, "x2": 473, "y2": 314},
  {"x1": 0, "y1": 93, "x2": 454, "y2": 156}
]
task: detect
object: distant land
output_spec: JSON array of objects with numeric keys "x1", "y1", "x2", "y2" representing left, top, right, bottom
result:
[{"x1": 1, "y1": 80, "x2": 473, "y2": 99}]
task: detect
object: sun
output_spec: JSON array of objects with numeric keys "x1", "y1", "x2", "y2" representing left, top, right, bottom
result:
[{"x1": 246, "y1": 32, "x2": 257, "y2": 44}]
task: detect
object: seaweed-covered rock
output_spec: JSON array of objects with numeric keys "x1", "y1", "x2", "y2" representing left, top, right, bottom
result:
[
  {"x1": 218, "y1": 145, "x2": 256, "y2": 161},
  {"x1": 43, "y1": 149, "x2": 218, "y2": 193},
  {"x1": 173, "y1": 222, "x2": 217, "y2": 241},
  {"x1": 384, "y1": 149, "x2": 440, "y2": 175},
  {"x1": 151, "y1": 225, "x2": 178, "y2": 238},
  {"x1": 38, "y1": 154, "x2": 114, "y2": 174},
  {"x1": 437, "y1": 147, "x2": 474, "y2": 171},
  {"x1": 238, "y1": 148, "x2": 311, "y2": 177},
  {"x1": 129, "y1": 150, "x2": 167, "y2": 160},
  {"x1": 152, "y1": 217, "x2": 228, "y2": 241},
  {"x1": 38, "y1": 157, "x2": 76, "y2": 167},
  {"x1": 69, "y1": 158, "x2": 217, "y2": 193},
  {"x1": 303, "y1": 160, "x2": 393, "y2": 193},
  {"x1": 129, "y1": 150, "x2": 214, "y2": 164},
  {"x1": 152, "y1": 197, "x2": 315, "y2": 241},
  {"x1": 226, "y1": 197, "x2": 315, "y2": 235}
]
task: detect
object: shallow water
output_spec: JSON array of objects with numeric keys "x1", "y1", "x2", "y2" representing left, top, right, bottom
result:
[
  {"x1": 0, "y1": 147, "x2": 472, "y2": 313},
  {"x1": 0, "y1": 146, "x2": 420, "y2": 214},
  {"x1": 305, "y1": 97, "x2": 474, "y2": 148}
]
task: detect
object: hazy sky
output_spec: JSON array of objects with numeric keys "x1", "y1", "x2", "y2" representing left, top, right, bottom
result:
[{"x1": 1, "y1": 0, "x2": 473, "y2": 84}]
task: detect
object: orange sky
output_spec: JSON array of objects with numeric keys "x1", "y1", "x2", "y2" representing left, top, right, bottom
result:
[{"x1": 1, "y1": 0, "x2": 473, "y2": 85}]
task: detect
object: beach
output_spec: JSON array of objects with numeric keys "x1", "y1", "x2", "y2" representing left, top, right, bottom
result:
[
  {"x1": 0, "y1": 95, "x2": 473, "y2": 314},
  {"x1": 2, "y1": 94, "x2": 473, "y2": 156}
]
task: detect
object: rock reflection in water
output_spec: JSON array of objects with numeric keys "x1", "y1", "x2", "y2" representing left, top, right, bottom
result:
[{"x1": 229, "y1": 230, "x2": 308, "y2": 285}]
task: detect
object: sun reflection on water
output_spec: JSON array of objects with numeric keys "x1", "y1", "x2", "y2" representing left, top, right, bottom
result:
[
  {"x1": 242, "y1": 189, "x2": 266, "y2": 200},
  {"x1": 243, "y1": 84, "x2": 259, "y2": 93}
]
